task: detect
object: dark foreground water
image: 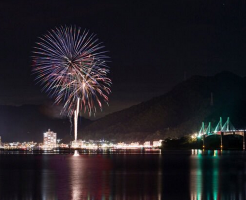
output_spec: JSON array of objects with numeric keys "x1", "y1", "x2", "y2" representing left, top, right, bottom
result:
[{"x1": 0, "y1": 150, "x2": 246, "y2": 200}]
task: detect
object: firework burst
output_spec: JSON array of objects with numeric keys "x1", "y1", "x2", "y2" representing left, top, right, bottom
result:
[{"x1": 32, "y1": 26, "x2": 111, "y2": 117}]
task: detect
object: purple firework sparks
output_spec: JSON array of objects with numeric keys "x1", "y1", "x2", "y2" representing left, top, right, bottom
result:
[{"x1": 32, "y1": 26, "x2": 111, "y2": 117}]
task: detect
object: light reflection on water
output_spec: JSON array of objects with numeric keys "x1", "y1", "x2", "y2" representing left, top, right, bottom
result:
[
  {"x1": 190, "y1": 150, "x2": 246, "y2": 200},
  {"x1": 190, "y1": 150, "x2": 221, "y2": 200},
  {"x1": 0, "y1": 151, "x2": 246, "y2": 199},
  {"x1": 69, "y1": 155, "x2": 113, "y2": 199},
  {"x1": 70, "y1": 157, "x2": 83, "y2": 200}
]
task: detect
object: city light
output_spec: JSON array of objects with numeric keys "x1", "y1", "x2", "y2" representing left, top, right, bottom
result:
[{"x1": 0, "y1": 130, "x2": 163, "y2": 151}]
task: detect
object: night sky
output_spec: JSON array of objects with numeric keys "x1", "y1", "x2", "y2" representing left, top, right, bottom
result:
[{"x1": 1, "y1": 0, "x2": 246, "y2": 119}]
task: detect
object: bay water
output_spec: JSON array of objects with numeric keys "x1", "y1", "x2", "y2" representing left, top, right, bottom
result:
[{"x1": 0, "y1": 150, "x2": 245, "y2": 200}]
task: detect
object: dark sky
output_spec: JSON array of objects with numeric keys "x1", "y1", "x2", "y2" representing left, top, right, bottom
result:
[{"x1": 1, "y1": 0, "x2": 246, "y2": 119}]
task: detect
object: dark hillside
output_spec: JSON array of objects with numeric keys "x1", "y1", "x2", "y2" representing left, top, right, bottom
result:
[
  {"x1": 0, "y1": 105, "x2": 91, "y2": 143},
  {"x1": 81, "y1": 72, "x2": 246, "y2": 142}
]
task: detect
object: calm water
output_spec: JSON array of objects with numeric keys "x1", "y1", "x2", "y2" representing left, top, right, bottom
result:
[{"x1": 0, "y1": 150, "x2": 246, "y2": 200}]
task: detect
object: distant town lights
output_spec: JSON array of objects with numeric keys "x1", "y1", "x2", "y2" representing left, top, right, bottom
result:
[{"x1": 0, "y1": 133, "x2": 163, "y2": 151}]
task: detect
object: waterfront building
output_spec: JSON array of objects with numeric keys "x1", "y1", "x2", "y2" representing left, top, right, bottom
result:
[
  {"x1": 59, "y1": 143, "x2": 69, "y2": 148},
  {"x1": 0, "y1": 136, "x2": 3, "y2": 149},
  {"x1": 130, "y1": 142, "x2": 140, "y2": 148},
  {"x1": 130, "y1": 142, "x2": 139, "y2": 146},
  {"x1": 153, "y1": 140, "x2": 162, "y2": 147},
  {"x1": 144, "y1": 141, "x2": 151, "y2": 147},
  {"x1": 71, "y1": 139, "x2": 83, "y2": 148},
  {"x1": 4, "y1": 141, "x2": 37, "y2": 150},
  {"x1": 43, "y1": 129, "x2": 57, "y2": 150}
]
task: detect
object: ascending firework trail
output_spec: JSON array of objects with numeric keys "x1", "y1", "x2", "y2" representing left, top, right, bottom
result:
[{"x1": 32, "y1": 26, "x2": 112, "y2": 156}]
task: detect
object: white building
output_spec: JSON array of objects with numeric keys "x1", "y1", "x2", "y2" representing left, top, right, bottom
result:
[{"x1": 43, "y1": 129, "x2": 57, "y2": 150}]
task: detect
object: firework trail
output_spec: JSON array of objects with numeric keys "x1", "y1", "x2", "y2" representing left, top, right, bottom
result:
[
  {"x1": 32, "y1": 26, "x2": 111, "y2": 149},
  {"x1": 32, "y1": 26, "x2": 111, "y2": 117}
]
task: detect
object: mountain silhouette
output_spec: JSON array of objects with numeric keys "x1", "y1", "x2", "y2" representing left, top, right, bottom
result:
[
  {"x1": 80, "y1": 71, "x2": 246, "y2": 142},
  {"x1": 1, "y1": 71, "x2": 246, "y2": 143},
  {"x1": 0, "y1": 105, "x2": 91, "y2": 143}
]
